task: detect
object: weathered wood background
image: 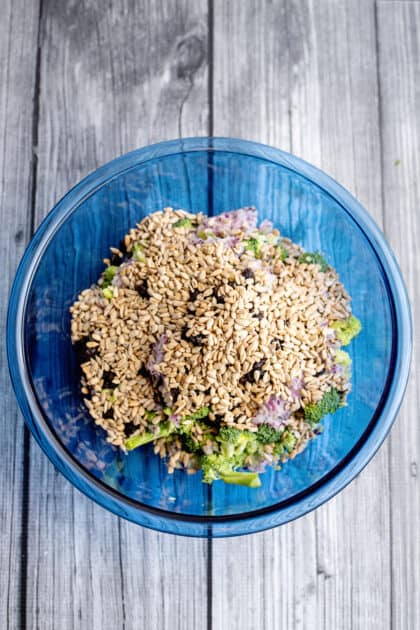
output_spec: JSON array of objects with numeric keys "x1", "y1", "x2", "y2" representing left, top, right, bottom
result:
[{"x1": 1, "y1": 1, "x2": 419, "y2": 629}]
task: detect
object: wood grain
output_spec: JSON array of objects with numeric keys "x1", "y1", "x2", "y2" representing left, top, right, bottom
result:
[
  {"x1": 0, "y1": 1, "x2": 41, "y2": 628},
  {"x1": 2, "y1": 0, "x2": 420, "y2": 628},
  {"x1": 377, "y1": 3, "x2": 420, "y2": 628},
  {"x1": 26, "y1": 1, "x2": 208, "y2": 629},
  {"x1": 211, "y1": 2, "x2": 392, "y2": 628}
]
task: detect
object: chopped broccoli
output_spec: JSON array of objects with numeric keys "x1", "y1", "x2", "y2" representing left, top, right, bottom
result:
[
  {"x1": 172, "y1": 217, "x2": 193, "y2": 229},
  {"x1": 197, "y1": 229, "x2": 217, "y2": 240},
  {"x1": 102, "y1": 265, "x2": 118, "y2": 288},
  {"x1": 304, "y1": 388, "x2": 341, "y2": 426},
  {"x1": 331, "y1": 315, "x2": 361, "y2": 346},
  {"x1": 218, "y1": 426, "x2": 242, "y2": 443},
  {"x1": 218, "y1": 471, "x2": 261, "y2": 487},
  {"x1": 125, "y1": 422, "x2": 174, "y2": 451},
  {"x1": 180, "y1": 419, "x2": 215, "y2": 453},
  {"x1": 184, "y1": 406, "x2": 210, "y2": 422},
  {"x1": 334, "y1": 349, "x2": 351, "y2": 367},
  {"x1": 132, "y1": 243, "x2": 146, "y2": 262},
  {"x1": 256, "y1": 423, "x2": 283, "y2": 444},
  {"x1": 278, "y1": 243, "x2": 289, "y2": 261},
  {"x1": 244, "y1": 231, "x2": 278, "y2": 258},
  {"x1": 281, "y1": 430, "x2": 298, "y2": 453},
  {"x1": 103, "y1": 388, "x2": 116, "y2": 403},
  {"x1": 243, "y1": 236, "x2": 262, "y2": 257},
  {"x1": 198, "y1": 428, "x2": 263, "y2": 486},
  {"x1": 334, "y1": 349, "x2": 352, "y2": 373},
  {"x1": 200, "y1": 453, "x2": 261, "y2": 487},
  {"x1": 102, "y1": 287, "x2": 114, "y2": 300},
  {"x1": 145, "y1": 410, "x2": 157, "y2": 421},
  {"x1": 181, "y1": 433, "x2": 202, "y2": 453},
  {"x1": 261, "y1": 232, "x2": 280, "y2": 246},
  {"x1": 298, "y1": 252, "x2": 328, "y2": 272}
]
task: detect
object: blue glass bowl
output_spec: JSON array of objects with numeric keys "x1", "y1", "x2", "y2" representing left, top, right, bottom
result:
[{"x1": 7, "y1": 138, "x2": 411, "y2": 537}]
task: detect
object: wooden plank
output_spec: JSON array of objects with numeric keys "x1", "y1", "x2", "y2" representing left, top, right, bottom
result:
[
  {"x1": 0, "y1": 1, "x2": 41, "y2": 628},
  {"x1": 27, "y1": 2, "x2": 209, "y2": 629},
  {"x1": 211, "y1": 1, "x2": 391, "y2": 628},
  {"x1": 376, "y1": 3, "x2": 420, "y2": 629},
  {"x1": 290, "y1": 3, "x2": 391, "y2": 629}
]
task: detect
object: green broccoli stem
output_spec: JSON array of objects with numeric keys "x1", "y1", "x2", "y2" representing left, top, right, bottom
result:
[
  {"x1": 125, "y1": 423, "x2": 174, "y2": 451},
  {"x1": 220, "y1": 471, "x2": 261, "y2": 488}
]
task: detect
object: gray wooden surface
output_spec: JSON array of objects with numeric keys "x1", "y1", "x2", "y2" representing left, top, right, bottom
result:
[{"x1": 0, "y1": 1, "x2": 418, "y2": 629}]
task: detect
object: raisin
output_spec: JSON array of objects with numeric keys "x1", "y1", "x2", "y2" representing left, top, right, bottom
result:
[
  {"x1": 189, "y1": 288, "x2": 199, "y2": 301},
  {"x1": 103, "y1": 408, "x2": 114, "y2": 420},
  {"x1": 73, "y1": 336, "x2": 98, "y2": 362},
  {"x1": 110, "y1": 251, "x2": 123, "y2": 266},
  {"x1": 189, "y1": 334, "x2": 205, "y2": 346},
  {"x1": 118, "y1": 238, "x2": 128, "y2": 255},
  {"x1": 153, "y1": 387, "x2": 166, "y2": 407},
  {"x1": 242, "y1": 268, "x2": 255, "y2": 281},
  {"x1": 216, "y1": 295, "x2": 225, "y2": 305},
  {"x1": 170, "y1": 387, "x2": 180, "y2": 404},
  {"x1": 273, "y1": 338, "x2": 284, "y2": 350},
  {"x1": 102, "y1": 370, "x2": 117, "y2": 389},
  {"x1": 138, "y1": 364, "x2": 150, "y2": 379},
  {"x1": 181, "y1": 325, "x2": 204, "y2": 346},
  {"x1": 124, "y1": 421, "x2": 136, "y2": 435},
  {"x1": 253, "y1": 359, "x2": 266, "y2": 372},
  {"x1": 211, "y1": 287, "x2": 225, "y2": 304},
  {"x1": 136, "y1": 278, "x2": 149, "y2": 298},
  {"x1": 239, "y1": 359, "x2": 266, "y2": 385}
]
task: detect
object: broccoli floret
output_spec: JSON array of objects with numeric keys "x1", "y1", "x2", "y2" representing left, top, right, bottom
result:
[
  {"x1": 334, "y1": 349, "x2": 352, "y2": 378},
  {"x1": 298, "y1": 252, "x2": 328, "y2": 272},
  {"x1": 218, "y1": 426, "x2": 242, "y2": 443},
  {"x1": 179, "y1": 416, "x2": 215, "y2": 453},
  {"x1": 304, "y1": 388, "x2": 341, "y2": 426},
  {"x1": 199, "y1": 429, "x2": 263, "y2": 487},
  {"x1": 102, "y1": 287, "x2": 114, "y2": 300},
  {"x1": 132, "y1": 243, "x2": 146, "y2": 262},
  {"x1": 200, "y1": 454, "x2": 261, "y2": 487},
  {"x1": 243, "y1": 236, "x2": 261, "y2": 257},
  {"x1": 172, "y1": 217, "x2": 193, "y2": 229},
  {"x1": 102, "y1": 265, "x2": 118, "y2": 288},
  {"x1": 281, "y1": 430, "x2": 298, "y2": 453},
  {"x1": 256, "y1": 423, "x2": 283, "y2": 444},
  {"x1": 244, "y1": 232, "x2": 277, "y2": 258},
  {"x1": 278, "y1": 243, "x2": 289, "y2": 261},
  {"x1": 183, "y1": 406, "x2": 210, "y2": 422},
  {"x1": 219, "y1": 429, "x2": 260, "y2": 460},
  {"x1": 181, "y1": 434, "x2": 202, "y2": 453},
  {"x1": 331, "y1": 315, "x2": 361, "y2": 346},
  {"x1": 125, "y1": 421, "x2": 174, "y2": 451},
  {"x1": 334, "y1": 349, "x2": 352, "y2": 367}
]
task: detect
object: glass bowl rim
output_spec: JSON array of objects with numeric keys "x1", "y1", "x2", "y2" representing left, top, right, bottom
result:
[{"x1": 7, "y1": 136, "x2": 412, "y2": 534}]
